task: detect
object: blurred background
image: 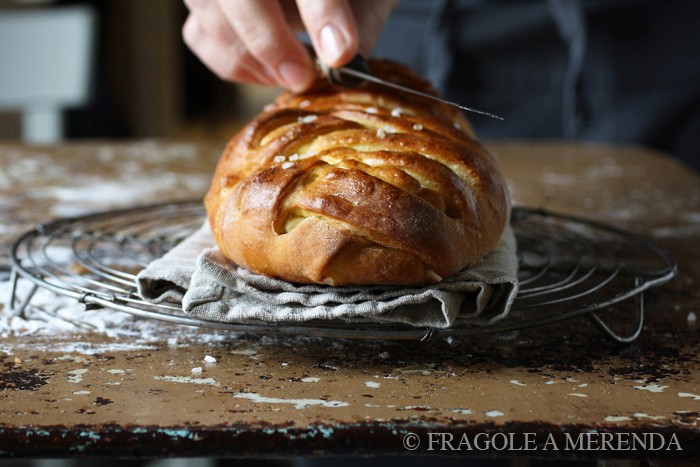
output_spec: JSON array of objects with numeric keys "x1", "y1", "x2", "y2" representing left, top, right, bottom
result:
[
  {"x1": 0, "y1": 0, "x2": 698, "y2": 170},
  {"x1": 0, "y1": 0, "x2": 277, "y2": 144}
]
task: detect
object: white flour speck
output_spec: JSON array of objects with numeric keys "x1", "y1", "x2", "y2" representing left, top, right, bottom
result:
[
  {"x1": 0, "y1": 278, "x2": 232, "y2": 352},
  {"x1": 634, "y1": 384, "x2": 668, "y2": 393},
  {"x1": 154, "y1": 375, "x2": 218, "y2": 386},
  {"x1": 67, "y1": 368, "x2": 88, "y2": 383},
  {"x1": 446, "y1": 408, "x2": 473, "y2": 415},
  {"x1": 633, "y1": 413, "x2": 666, "y2": 420},
  {"x1": 604, "y1": 415, "x2": 630, "y2": 422},
  {"x1": 678, "y1": 392, "x2": 700, "y2": 400},
  {"x1": 233, "y1": 392, "x2": 348, "y2": 409}
]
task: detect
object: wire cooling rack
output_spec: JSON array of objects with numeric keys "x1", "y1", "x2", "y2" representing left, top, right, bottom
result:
[{"x1": 7, "y1": 200, "x2": 676, "y2": 343}]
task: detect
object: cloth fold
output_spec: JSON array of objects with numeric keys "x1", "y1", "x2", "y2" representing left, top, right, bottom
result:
[{"x1": 136, "y1": 223, "x2": 519, "y2": 329}]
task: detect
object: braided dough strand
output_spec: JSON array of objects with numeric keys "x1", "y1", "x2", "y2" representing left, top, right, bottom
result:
[{"x1": 205, "y1": 59, "x2": 509, "y2": 285}]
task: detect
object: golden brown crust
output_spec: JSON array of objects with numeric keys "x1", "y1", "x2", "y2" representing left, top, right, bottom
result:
[{"x1": 205, "y1": 59, "x2": 509, "y2": 286}]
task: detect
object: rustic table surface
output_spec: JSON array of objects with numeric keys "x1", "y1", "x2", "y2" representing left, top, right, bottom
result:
[{"x1": 0, "y1": 141, "x2": 698, "y2": 462}]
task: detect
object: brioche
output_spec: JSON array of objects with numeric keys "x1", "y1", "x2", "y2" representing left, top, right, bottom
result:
[{"x1": 205, "y1": 59, "x2": 510, "y2": 286}]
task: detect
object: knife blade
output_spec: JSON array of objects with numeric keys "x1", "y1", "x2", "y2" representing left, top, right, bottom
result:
[{"x1": 318, "y1": 55, "x2": 503, "y2": 121}]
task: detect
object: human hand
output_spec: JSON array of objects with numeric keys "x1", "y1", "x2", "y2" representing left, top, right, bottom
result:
[{"x1": 182, "y1": 0, "x2": 396, "y2": 93}]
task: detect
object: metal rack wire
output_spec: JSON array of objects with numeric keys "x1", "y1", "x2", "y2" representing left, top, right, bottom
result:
[{"x1": 7, "y1": 200, "x2": 677, "y2": 343}]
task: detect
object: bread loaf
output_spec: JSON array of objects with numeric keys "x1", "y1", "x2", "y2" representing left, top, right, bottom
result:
[{"x1": 205, "y1": 59, "x2": 510, "y2": 286}]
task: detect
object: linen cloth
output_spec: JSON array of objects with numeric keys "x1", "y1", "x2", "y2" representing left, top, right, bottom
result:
[{"x1": 136, "y1": 223, "x2": 519, "y2": 329}]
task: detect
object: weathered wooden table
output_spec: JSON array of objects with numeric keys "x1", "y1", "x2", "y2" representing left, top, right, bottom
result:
[{"x1": 0, "y1": 141, "x2": 698, "y2": 461}]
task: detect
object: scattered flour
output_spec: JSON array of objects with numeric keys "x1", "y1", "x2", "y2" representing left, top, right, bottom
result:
[
  {"x1": 0, "y1": 275, "x2": 232, "y2": 353},
  {"x1": 678, "y1": 392, "x2": 700, "y2": 401},
  {"x1": 232, "y1": 392, "x2": 348, "y2": 409},
  {"x1": 604, "y1": 415, "x2": 630, "y2": 422},
  {"x1": 154, "y1": 375, "x2": 219, "y2": 386},
  {"x1": 633, "y1": 384, "x2": 668, "y2": 393}
]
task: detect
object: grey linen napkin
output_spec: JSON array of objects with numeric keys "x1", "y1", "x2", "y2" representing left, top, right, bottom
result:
[{"x1": 136, "y1": 223, "x2": 519, "y2": 329}]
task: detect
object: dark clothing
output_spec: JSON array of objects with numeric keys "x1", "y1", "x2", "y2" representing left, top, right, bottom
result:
[{"x1": 374, "y1": 0, "x2": 700, "y2": 171}]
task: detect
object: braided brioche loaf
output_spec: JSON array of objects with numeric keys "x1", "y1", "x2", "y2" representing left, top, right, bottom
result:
[{"x1": 205, "y1": 59, "x2": 510, "y2": 286}]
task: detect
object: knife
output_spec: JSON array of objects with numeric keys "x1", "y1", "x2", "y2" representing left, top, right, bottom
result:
[{"x1": 317, "y1": 54, "x2": 503, "y2": 121}]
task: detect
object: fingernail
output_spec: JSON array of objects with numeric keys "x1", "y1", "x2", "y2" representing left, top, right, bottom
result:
[
  {"x1": 320, "y1": 24, "x2": 347, "y2": 64},
  {"x1": 277, "y1": 60, "x2": 313, "y2": 93}
]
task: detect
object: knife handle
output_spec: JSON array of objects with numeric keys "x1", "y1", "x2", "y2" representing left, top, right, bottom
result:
[
  {"x1": 305, "y1": 42, "x2": 370, "y2": 88},
  {"x1": 323, "y1": 54, "x2": 370, "y2": 87},
  {"x1": 316, "y1": 54, "x2": 369, "y2": 88}
]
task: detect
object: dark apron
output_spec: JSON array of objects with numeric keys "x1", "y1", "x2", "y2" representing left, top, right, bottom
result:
[{"x1": 373, "y1": 0, "x2": 700, "y2": 171}]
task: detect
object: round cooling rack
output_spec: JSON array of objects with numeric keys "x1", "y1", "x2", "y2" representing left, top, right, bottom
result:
[{"x1": 8, "y1": 200, "x2": 677, "y2": 344}]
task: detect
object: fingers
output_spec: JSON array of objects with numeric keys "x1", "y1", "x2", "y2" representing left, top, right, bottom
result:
[
  {"x1": 217, "y1": 0, "x2": 316, "y2": 92},
  {"x1": 182, "y1": 14, "x2": 275, "y2": 85},
  {"x1": 295, "y1": 0, "x2": 358, "y2": 67},
  {"x1": 183, "y1": 0, "x2": 315, "y2": 91},
  {"x1": 182, "y1": 0, "x2": 276, "y2": 86},
  {"x1": 182, "y1": 0, "x2": 397, "y2": 92},
  {"x1": 297, "y1": 0, "x2": 396, "y2": 65}
]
